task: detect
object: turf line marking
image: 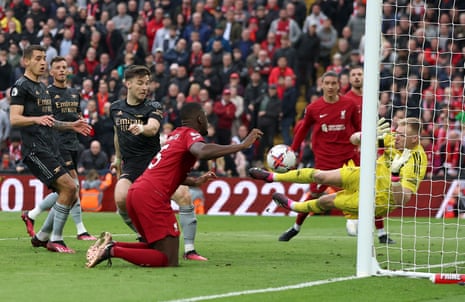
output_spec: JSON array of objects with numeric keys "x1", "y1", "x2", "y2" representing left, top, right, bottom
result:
[{"x1": 163, "y1": 275, "x2": 362, "y2": 302}]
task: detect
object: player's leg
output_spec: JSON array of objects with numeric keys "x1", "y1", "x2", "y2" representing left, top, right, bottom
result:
[
  {"x1": 46, "y1": 172, "x2": 78, "y2": 252},
  {"x1": 86, "y1": 232, "x2": 172, "y2": 268},
  {"x1": 21, "y1": 191, "x2": 58, "y2": 237},
  {"x1": 87, "y1": 189, "x2": 178, "y2": 268},
  {"x1": 24, "y1": 151, "x2": 75, "y2": 253},
  {"x1": 114, "y1": 177, "x2": 139, "y2": 234},
  {"x1": 68, "y1": 167, "x2": 96, "y2": 240},
  {"x1": 278, "y1": 184, "x2": 327, "y2": 242},
  {"x1": 172, "y1": 185, "x2": 207, "y2": 261},
  {"x1": 249, "y1": 167, "x2": 344, "y2": 188}
]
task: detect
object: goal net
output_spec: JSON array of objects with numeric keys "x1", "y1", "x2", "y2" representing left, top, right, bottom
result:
[{"x1": 359, "y1": 0, "x2": 465, "y2": 282}]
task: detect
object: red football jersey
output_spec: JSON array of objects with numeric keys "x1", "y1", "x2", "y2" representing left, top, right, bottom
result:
[
  {"x1": 344, "y1": 90, "x2": 362, "y2": 111},
  {"x1": 291, "y1": 95, "x2": 361, "y2": 169},
  {"x1": 131, "y1": 126, "x2": 205, "y2": 202}
]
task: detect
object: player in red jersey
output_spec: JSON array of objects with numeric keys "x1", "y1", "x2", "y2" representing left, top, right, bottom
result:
[
  {"x1": 86, "y1": 102, "x2": 263, "y2": 268},
  {"x1": 278, "y1": 71, "x2": 361, "y2": 241},
  {"x1": 344, "y1": 65, "x2": 394, "y2": 244}
]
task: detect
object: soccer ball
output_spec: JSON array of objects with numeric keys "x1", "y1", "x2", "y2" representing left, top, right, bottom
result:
[{"x1": 266, "y1": 144, "x2": 296, "y2": 173}]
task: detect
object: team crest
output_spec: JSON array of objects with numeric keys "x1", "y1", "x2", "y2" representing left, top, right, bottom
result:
[
  {"x1": 340, "y1": 110, "x2": 346, "y2": 119},
  {"x1": 116, "y1": 110, "x2": 123, "y2": 116},
  {"x1": 35, "y1": 90, "x2": 39, "y2": 95},
  {"x1": 54, "y1": 95, "x2": 60, "y2": 98}
]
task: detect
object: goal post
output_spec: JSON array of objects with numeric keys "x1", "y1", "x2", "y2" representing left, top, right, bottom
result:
[
  {"x1": 357, "y1": 0, "x2": 465, "y2": 282},
  {"x1": 356, "y1": 0, "x2": 383, "y2": 278}
]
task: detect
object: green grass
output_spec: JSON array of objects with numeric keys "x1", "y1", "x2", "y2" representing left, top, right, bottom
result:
[{"x1": 1, "y1": 213, "x2": 465, "y2": 302}]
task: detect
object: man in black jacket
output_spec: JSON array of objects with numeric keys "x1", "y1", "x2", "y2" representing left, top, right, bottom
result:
[{"x1": 295, "y1": 21, "x2": 320, "y2": 97}]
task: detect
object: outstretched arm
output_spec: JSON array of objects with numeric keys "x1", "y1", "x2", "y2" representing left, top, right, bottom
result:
[{"x1": 190, "y1": 128, "x2": 263, "y2": 160}]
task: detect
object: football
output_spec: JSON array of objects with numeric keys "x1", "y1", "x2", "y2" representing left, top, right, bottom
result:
[{"x1": 266, "y1": 144, "x2": 297, "y2": 173}]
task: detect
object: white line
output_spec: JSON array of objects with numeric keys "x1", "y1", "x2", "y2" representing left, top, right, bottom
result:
[{"x1": 162, "y1": 275, "x2": 362, "y2": 302}]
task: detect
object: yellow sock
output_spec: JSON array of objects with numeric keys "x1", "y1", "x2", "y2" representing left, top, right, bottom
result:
[
  {"x1": 274, "y1": 168, "x2": 317, "y2": 183},
  {"x1": 293, "y1": 199, "x2": 323, "y2": 214}
]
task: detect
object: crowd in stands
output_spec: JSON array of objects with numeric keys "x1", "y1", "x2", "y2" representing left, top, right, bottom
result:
[{"x1": 0, "y1": 0, "x2": 465, "y2": 179}]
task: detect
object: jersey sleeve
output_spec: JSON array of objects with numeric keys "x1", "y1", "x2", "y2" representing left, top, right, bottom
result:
[
  {"x1": 9, "y1": 85, "x2": 26, "y2": 106},
  {"x1": 400, "y1": 149, "x2": 427, "y2": 193},
  {"x1": 185, "y1": 130, "x2": 205, "y2": 150},
  {"x1": 147, "y1": 100, "x2": 164, "y2": 124}
]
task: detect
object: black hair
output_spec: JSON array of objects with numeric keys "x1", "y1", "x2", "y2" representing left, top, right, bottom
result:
[{"x1": 180, "y1": 102, "x2": 202, "y2": 121}]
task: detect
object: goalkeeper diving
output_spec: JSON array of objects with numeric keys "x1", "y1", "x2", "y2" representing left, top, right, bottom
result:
[{"x1": 249, "y1": 117, "x2": 427, "y2": 218}]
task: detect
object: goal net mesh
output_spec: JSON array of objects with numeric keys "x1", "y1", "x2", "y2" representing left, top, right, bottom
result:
[{"x1": 375, "y1": 0, "x2": 465, "y2": 275}]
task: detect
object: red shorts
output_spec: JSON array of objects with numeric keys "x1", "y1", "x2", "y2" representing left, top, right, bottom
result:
[
  {"x1": 309, "y1": 183, "x2": 328, "y2": 196},
  {"x1": 126, "y1": 187, "x2": 180, "y2": 244}
]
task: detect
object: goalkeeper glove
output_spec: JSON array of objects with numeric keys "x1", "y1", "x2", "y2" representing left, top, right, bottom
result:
[
  {"x1": 390, "y1": 149, "x2": 411, "y2": 182},
  {"x1": 377, "y1": 118, "x2": 390, "y2": 146}
]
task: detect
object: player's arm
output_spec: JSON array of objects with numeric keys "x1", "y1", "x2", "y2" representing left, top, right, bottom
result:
[
  {"x1": 190, "y1": 129, "x2": 263, "y2": 160},
  {"x1": 183, "y1": 170, "x2": 217, "y2": 186},
  {"x1": 350, "y1": 118, "x2": 390, "y2": 146},
  {"x1": 128, "y1": 117, "x2": 160, "y2": 137},
  {"x1": 53, "y1": 118, "x2": 92, "y2": 136},
  {"x1": 390, "y1": 149, "x2": 415, "y2": 206},
  {"x1": 111, "y1": 127, "x2": 122, "y2": 177},
  {"x1": 10, "y1": 104, "x2": 55, "y2": 127}
]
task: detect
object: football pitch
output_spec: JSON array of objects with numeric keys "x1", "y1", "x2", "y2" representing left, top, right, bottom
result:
[{"x1": 1, "y1": 212, "x2": 464, "y2": 302}]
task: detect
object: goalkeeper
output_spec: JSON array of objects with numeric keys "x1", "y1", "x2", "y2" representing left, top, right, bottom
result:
[{"x1": 249, "y1": 117, "x2": 427, "y2": 218}]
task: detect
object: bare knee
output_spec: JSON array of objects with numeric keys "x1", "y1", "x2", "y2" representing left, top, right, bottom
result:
[
  {"x1": 318, "y1": 194, "x2": 335, "y2": 210},
  {"x1": 55, "y1": 175, "x2": 78, "y2": 205},
  {"x1": 172, "y1": 186, "x2": 192, "y2": 207},
  {"x1": 114, "y1": 179, "x2": 131, "y2": 211}
]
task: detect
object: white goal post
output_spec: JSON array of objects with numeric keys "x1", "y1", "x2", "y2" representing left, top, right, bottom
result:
[{"x1": 357, "y1": 0, "x2": 465, "y2": 283}]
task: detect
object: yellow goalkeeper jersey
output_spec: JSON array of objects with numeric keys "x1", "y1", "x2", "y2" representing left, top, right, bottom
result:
[{"x1": 375, "y1": 133, "x2": 427, "y2": 212}]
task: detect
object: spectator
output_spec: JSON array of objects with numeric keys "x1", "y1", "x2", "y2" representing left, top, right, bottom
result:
[
  {"x1": 268, "y1": 56, "x2": 295, "y2": 87},
  {"x1": 0, "y1": 49, "x2": 13, "y2": 91},
  {"x1": 220, "y1": 8, "x2": 243, "y2": 45},
  {"x1": 295, "y1": 21, "x2": 320, "y2": 93},
  {"x1": 206, "y1": 23, "x2": 231, "y2": 53},
  {"x1": 303, "y1": 2, "x2": 328, "y2": 32},
  {"x1": 104, "y1": 20, "x2": 125, "y2": 61},
  {"x1": 80, "y1": 169, "x2": 113, "y2": 212},
  {"x1": 268, "y1": 8, "x2": 301, "y2": 48},
  {"x1": 192, "y1": 53, "x2": 222, "y2": 100},
  {"x1": 229, "y1": 86, "x2": 244, "y2": 137},
  {"x1": 183, "y1": 12, "x2": 212, "y2": 49},
  {"x1": 254, "y1": 49, "x2": 272, "y2": 83},
  {"x1": 171, "y1": 64, "x2": 190, "y2": 95},
  {"x1": 272, "y1": 34, "x2": 297, "y2": 72},
  {"x1": 186, "y1": 83, "x2": 201, "y2": 103},
  {"x1": 203, "y1": 99, "x2": 218, "y2": 128},
  {"x1": 94, "y1": 102, "x2": 115, "y2": 159},
  {"x1": 77, "y1": 140, "x2": 109, "y2": 175},
  {"x1": 92, "y1": 53, "x2": 113, "y2": 87},
  {"x1": 244, "y1": 67, "x2": 267, "y2": 129},
  {"x1": 281, "y1": 76, "x2": 297, "y2": 146},
  {"x1": 163, "y1": 38, "x2": 189, "y2": 68},
  {"x1": 317, "y1": 18, "x2": 338, "y2": 69},
  {"x1": 437, "y1": 130, "x2": 465, "y2": 179},
  {"x1": 101, "y1": 0, "x2": 117, "y2": 19},
  {"x1": 213, "y1": 89, "x2": 236, "y2": 145},
  {"x1": 255, "y1": 84, "x2": 281, "y2": 166},
  {"x1": 152, "y1": 15, "x2": 175, "y2": 54},
  {"x1": 96, "y1": 80, "x2": 110, "y2": 116},
  {"x1": 112, "y1": 3, "x2": 132, "y2": 39}
]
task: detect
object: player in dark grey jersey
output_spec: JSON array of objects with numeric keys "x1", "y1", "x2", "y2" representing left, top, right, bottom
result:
[
  {"x1": 10, "y1": 45, "x2": 91, "y2": 253},
  {"x1": 21, "y1": 56, "x2": 97, "y2": 241},
  {"x1": 109, "y1": 65, "x2": 207, "y2": 260}
]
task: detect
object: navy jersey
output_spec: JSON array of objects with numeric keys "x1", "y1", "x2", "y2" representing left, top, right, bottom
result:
[
  {"x1": 49, "y1": 85, "x2": 81, "y2": 151},
  {"x1": 10, "y1": 76, "x2": 57, "y2": 156},
  {"x1": 110, "y1": 99, "x2": 164, "y2": 161}
]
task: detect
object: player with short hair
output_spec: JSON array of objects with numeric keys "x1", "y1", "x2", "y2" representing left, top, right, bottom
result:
[
  {"x1": 250, "y1": 118, "x2": 427, "y2": 221},
  {"x1": 10, "y1": 45, "x2": 92, "y2": 253},
  {"x1": 110, "y1": 65, "x2": 207, "y2": 260},
  {"x1": 86, "y1": 102, "x2": 263, "y2": 267},
  {"x1": 278, "y1": 71, "x2": 361, "y2": 241},
  {"x1": 21, "y1": 56, "x2": 97, "y2": 241}
]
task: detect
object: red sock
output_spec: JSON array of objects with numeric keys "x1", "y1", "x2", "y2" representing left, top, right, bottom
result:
[
  {"x1": 114, "y1": 241, "x2": 149, "y2": 249},
  {"x1": 295, "y1": 212, "x2": 309, "y2": 226},
  {"x1": 113, "y1": 246, "x2": 169, "y2": 267},
  {"x1": 375, "y1": 216, "x2": 384, "y2": 230}
]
